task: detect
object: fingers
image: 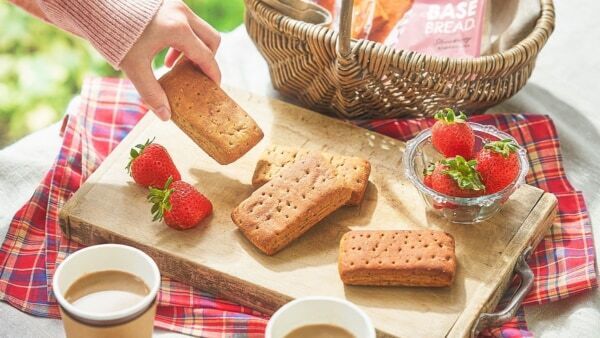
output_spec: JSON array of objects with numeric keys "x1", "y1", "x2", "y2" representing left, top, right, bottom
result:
[
  {"x1": 165, "y1": 48, "x2": 182, "y2": 68},
  {"x1": 185, "y1": 14, "x2": 221, "y2": 53},
  {"x1": 173, "y1": 27, "x2": 221, "y2": 84},
  {"x1": 124, "y1": 64, "x2": 171, "y2": 121},
  {"x1": 164, "y1": 11, "x2": 220, "y2": 69}
]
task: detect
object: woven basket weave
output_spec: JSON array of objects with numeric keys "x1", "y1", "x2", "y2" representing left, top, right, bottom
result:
[{"x1": 245, "y1": 0, "x2": 555, "y2": 119}]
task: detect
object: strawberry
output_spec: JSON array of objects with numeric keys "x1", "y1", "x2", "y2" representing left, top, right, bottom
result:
[
  {"x1": 423, "y1": 163, "x2": 453, "y2": 209},
  {"x1": 147, "y1": 177, "x2": 212, "y2": 230},
  {"x1": 475, "y1": 139, "x2": 520, "y2": 194},
  {"x1": 431, "y1": 108, "x2": 475, "y2": 159},
  {"x1": 430, "y1": 156, "x2": 485, "y2": 198},
  {"x1": 126, "y1": 138, "x2": 180, "y2": 188},
  {"x1": 423, "y1": 163, "x2": 435, "y2": 188}
]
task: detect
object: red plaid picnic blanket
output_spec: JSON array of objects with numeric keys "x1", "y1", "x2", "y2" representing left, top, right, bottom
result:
[{"x1": 0, "y1": 77, "x2": 596, "y2": 337}]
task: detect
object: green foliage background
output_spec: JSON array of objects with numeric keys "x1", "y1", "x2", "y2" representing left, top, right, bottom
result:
[{"x1": 0, "y1": 0, "x2": 244, "y2": 148}]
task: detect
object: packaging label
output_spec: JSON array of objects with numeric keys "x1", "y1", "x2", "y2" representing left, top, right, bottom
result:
[
  {"x1": 313, "y1": 0, "x2": 487, "y2": 58},
  {"x1": 386, "y1": 0, "x2": 486, "y2": 57}
]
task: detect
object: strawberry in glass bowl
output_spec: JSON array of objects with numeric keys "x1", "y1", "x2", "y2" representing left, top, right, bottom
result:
[{"x1": 403, "y1": 109, "x2": 529, "y2": 224}]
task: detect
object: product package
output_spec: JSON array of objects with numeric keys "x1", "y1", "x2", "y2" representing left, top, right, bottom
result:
[{"x1": 314, "y1": 0, "x2": 488, "y2": 58}]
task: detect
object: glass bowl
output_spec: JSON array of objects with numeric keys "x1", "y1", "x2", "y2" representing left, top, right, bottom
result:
[{"x1": 402, "y1": 123, "x2": 529, "y2": 224}]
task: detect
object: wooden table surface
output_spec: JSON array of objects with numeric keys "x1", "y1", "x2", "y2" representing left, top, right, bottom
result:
[{"x1": 1, "y1": 1, "x2": 599, "y2": 336}]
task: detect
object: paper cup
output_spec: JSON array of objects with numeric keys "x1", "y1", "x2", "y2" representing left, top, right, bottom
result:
[
  {"x1": 265, "y1": 296, "x2": 376, "y2": 338},
  {"x1": 53, "y1": 244, "x2": 160, "y2": 338}
]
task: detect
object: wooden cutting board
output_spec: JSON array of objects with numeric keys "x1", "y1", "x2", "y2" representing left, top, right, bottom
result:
[{"x1": 59, "y1": 88, "x2": 557, "y2": 337}]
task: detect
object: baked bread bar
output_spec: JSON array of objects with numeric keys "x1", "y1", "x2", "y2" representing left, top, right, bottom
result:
[
  {"x1": 159, "y1": 59, "x2": 263, "y2": 164},
  {"x1": 232, "y1": 153, "x2": 352, "y2": 255},
  {"x1": 252, "y1": 145, "x2": 371, "y2": 206},
  {"x1": 338, "y1": 230, "x2": 456, "y2": 287}
]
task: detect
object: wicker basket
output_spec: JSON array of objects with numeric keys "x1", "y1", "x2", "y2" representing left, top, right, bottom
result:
[{"x1": 245, "y1": 0, "x2": 555, "y2": 119}]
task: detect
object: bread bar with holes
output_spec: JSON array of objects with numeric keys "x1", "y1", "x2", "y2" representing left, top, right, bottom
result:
[
  {"x1": 252, "y1": 145, "x2": 371, "y2": 206},
  {"x1": 158, "y1": 59, "x2": 263, "y2": 164},
  {"x1": 232, "y1": 153, "x2": 352, "y2": 255},
  {"x1": 338, "y1": 230, "x2": 456, "y2": 287}
]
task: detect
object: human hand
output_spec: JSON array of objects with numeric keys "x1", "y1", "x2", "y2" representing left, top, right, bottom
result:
[{"x1": 120, "y1": 0, "x2": 221, "y2": 121}]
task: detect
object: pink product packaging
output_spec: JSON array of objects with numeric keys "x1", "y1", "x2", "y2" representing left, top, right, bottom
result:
[{"x1": 385, "y1": 0, "x2": 487, "y2": 57}]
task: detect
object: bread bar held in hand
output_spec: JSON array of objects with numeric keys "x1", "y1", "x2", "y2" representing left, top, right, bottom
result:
[{"x1": 159, "y1": 59, "x2": 263, "y2": 164}]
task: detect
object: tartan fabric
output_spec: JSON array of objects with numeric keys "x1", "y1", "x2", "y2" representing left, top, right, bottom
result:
[
  {"x1": 0, "y1": 77, "x2": 596, "y2": 337},
  {"x1": 0, "y1": 77, "x2": 268, "y2": 337},
  {"x1": 361, "y1": 116, "x2": 598, "y2": 306}
]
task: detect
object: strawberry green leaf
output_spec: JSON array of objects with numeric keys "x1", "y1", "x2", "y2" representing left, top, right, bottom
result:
[
  {"x1": 423, "y1": 162, "x2": 436, "y2": 176},
  {"x1": 434, "y1": 108, "x2": 467, "y2": 124},
  {"x1": 484, "y1": 139, "x2": 519, "y2": 158},
  {"x1": 147, "y1": 176, "x2": 174, "y2": 222},
  {"x1": 441, "y1": 156, "x2": 485, "y2": 191},
  {"x1": 125, "y1": 137, "x2": 156, "y2": 175}
]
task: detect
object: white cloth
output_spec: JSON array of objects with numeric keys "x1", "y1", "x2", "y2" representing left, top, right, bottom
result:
[
  {"x1": 1, "y1": 2, "x2": 600, "y2": 336},
  {"x1": 482, "y1": 0, "x2": 541, "y2": 54},
  {"x1": 0, "y1": 121, "x2": 62, "y2": 238}
]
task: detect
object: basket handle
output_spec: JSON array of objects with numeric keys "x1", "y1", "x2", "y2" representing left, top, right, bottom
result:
[
  {"x1": 470, "y1": 246, "x2": 534, "y2": 337},
  {"x1": 337, "y1": 0, "x2": 354, "y2": 57}
]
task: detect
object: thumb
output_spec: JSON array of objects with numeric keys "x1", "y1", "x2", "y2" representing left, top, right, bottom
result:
[{"x1": 124, "y1": 64, "x2": 171, "y2": 121}]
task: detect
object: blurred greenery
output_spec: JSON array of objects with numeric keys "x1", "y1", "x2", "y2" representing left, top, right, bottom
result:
[{"x1": 0, "y1": 0, "x2": 244, "y2": 148}]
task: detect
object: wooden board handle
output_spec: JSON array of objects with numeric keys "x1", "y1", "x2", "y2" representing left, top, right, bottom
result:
[{"x1": 470, "y1": 246, "x2": 534, "y2": 337}]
